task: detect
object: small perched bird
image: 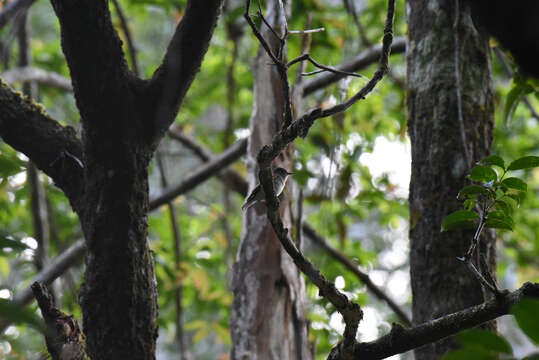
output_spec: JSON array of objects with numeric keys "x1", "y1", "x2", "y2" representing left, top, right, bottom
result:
[{"x1": 242, "y1": 167, "x2": 293, "y2": 211}]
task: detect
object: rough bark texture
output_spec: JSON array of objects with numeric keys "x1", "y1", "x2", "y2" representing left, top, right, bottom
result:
[
  {"x1": 0, "y1": 0, "x2": 222, "y2": 358},
  {"x1": 230, "y1": 1, "x2": 311, "y2": 359},
  {"x1": 407, "y1": 0, "x2": 495, "y2": 359}
]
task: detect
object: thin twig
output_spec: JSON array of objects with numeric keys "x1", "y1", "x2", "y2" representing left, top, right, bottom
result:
[
  {"x1": 288, "y1": 27, "x2": 325, "y2": 35},
  {"x1": 111, "y1": 0, "x2": 140, "y2": 76},
  {"x1": 288, "y1": 53, "x2": 367, "y2": 80}
]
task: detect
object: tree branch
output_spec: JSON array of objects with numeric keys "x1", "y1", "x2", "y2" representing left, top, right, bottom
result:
[
  {"x1": 303, "y1": 224, "x2": 411, "y2": 326},
  {"x1": 0, "y1": 81, "x2": 84, "y2": 212},
  {"x1": 149, "y1": 137, "x2": 247, "y2": 210},
  {"x1": 32, "y1": 282, "x2": 87, "y2": 360},
  {"x1": 111, "y1": 0, "x2": 140, "y2": 76},
  {"x1": 1, "y1": 66, "x2": 73, "y2": 92},
  {"x1": 347, "y1": 282, "x2": 539, "y2": 360},
  {"x1": 147, "y1": 0, "x2": 223, "y2": 145},
  {"x1": 302, "y1": 36, "x2": 405, "y2": 96}
]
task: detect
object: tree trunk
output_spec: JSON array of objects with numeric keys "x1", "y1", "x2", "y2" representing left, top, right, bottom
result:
[
  {"x1": 230, "y1": 1, "x2": 311, "y2": 359},
  {"x1": 407, "y1": 0, "x2": 496, "y2": 358}
]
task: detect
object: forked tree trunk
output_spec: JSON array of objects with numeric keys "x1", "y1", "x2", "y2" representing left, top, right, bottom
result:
[
  {"x1": 407, "y1": 0, "x2": 496, "y2": 358},
  {"x1": 230, "y1": 1, "x2": 312, "y2": 359}
]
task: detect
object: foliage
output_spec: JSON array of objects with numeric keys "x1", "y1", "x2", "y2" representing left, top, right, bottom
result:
[{"x1": 0, "y1": 0, "x2": 537, "y2": 358}]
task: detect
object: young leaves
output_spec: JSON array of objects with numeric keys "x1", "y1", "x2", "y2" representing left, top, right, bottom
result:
[{"x1": 441, "y1": 155, "x2": 539, "y2": 232}]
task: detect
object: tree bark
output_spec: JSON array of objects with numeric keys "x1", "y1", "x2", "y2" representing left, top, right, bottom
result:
[
  {"x1": 230, "y1": 1, "x2": 311, "y2": 359},
  {"x1": 407, "y1": 0, "x2": 495, "y2": 358}
]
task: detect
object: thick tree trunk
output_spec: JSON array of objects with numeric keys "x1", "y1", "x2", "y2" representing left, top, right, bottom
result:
[
  {"x1": 407, "y1": 0, "x2": 496, "y2": 359},
  {"x1": 230, "y1": 1, "x2": 311, "y2": 359}
]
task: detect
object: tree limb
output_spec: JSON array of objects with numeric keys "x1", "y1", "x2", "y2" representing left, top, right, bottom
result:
[
  {"x1": 346, "y1": 282, "x2": 539, "y2": 360},
  {"x1": 32, "y1": 282, "x2": 88, "y2": 360},
  {"x1": 111, "y1": 0, "x2": 140, "y2": 76},
  {"x1": 149, "y1": 137, "x2": 247, "y2": 210},
  {"x1": 147, "y1": 0, "x2": 223, "y2": 145},
  {"x1": 0, "y1": 80, "x2": 84, "y2": 212},
  {"x1": 303, "y1": 224, "x2": 411, "y2": 326},
  {"x1": 1, "y1": 66, "x2": 73, "y2": 91}
]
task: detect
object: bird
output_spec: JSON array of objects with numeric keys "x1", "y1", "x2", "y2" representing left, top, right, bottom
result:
[{"x1": 242, "y1": 167, "x2": 293, "y2": 211}]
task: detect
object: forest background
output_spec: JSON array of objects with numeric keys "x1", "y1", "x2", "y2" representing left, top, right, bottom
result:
[{"x1": 0, "y1": 0, "x2": 538, "y2": 359}]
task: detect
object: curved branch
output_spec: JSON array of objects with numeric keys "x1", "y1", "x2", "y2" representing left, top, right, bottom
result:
[
  {"x1": 0, "y1": 81, "x2": 84, "y2": 212},
  {"x1": 302, "y1": 36, "x2": 406, "y2": 96},
  {"x1": 1, "y1": 66, "x2": 73, "y2": 91},
  {"x1": 348, "y1": 282, "x2": 539, "y2": 360},
  {"x1": 147, "y1": 0, "x2": 223, "y2": 145}
]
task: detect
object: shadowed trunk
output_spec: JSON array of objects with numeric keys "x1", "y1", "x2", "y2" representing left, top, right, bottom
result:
[{"x1": 407, "y1": 0, "x2": 496, "y2": 358}]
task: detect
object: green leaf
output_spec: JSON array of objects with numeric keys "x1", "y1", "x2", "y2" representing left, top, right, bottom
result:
[
  {"x1": 507, "y1": 156, "x2": 539, "y2": 171},
  {"x1": 503, "y1": 82, "x2": 533, "y2": 124},
  {"x1": 494, "y1": 200, "x2": 511, "y2": 216},
  {"x1": 485, "y1": 210, "x2": 513, "y2": 230},
  {"x1": 441, "y1": 210, "x2": 478, "y2": 232},
  {"x1": 463, "y1": 199, "x2": 476, "y2": 211},
  {"x1": 457, "y1": 185, "x2": 489, "y2": 199},
  {"x1": 501, "y1": 177, "x2": 527, "y2": 192},
  {"x1": 480, "y1": 155, "x2": 505, "y2": 170},
  {"x1": 456, "y1": 329, "x2": 513, "y2": 354},
  {"x1": 512, "y1": 298, "x2": 539, "y2": 344},
  {"x1": 468, "y1": 165, "x2": 497, "y2": 183}
]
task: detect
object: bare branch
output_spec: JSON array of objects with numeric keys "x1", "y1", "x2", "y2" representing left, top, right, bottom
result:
[
  {"x1": 302, "y1": 36, "x2": 406, "y2": 96},
  {"x1": 147, "y1": 0, "x2": 223, "y2": 144},
  {"x1": 303, "y1": 224, "x2": 411, "y2": 326},
  {"x1": 111, "y1": 0, "x2": 140, "y2": 76},
  {"x1": 149, "y1": 137, "x2": 247, "y2": 210},
  {"x1": 347, "y1": 282, "x2": 539, "y2": 360},
  {"x1": 32, "y1": 282, "x2": 88, "y2": 360},
  {"x1": 288, "y1": 27, "x2": 325, "y2": 35},
  {"x1": 0, "y1": 81, "x2": 84, "y2": 212},
  {"x1": 1, "y1": 66, "x2": 73, "y2": 91}
]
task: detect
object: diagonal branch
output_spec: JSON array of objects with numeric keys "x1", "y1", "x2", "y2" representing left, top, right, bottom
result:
[
  {"x1": 147, "y1": 0, "x2": 223, "y2": 145},
  {"x1": 303, "y1": 224, "x2": 411, "y2": 326},
  {"x1": 168, "y1": 127, "x2": 410, "y2": 324},
  {"x1": 149, "y1": 137, "x2": 247, "y2": 210},
  {"x1": 0, "y1": 81, "x2": 84, "y2": 212},
  {"x1": 348, "y1": 282, "x2": 539, "y2": 360},
  {"x1": 111, "y1": 0, "x2": 140, "y2": 77},
  {"x1": 302, "y1": 36, "x2": 406, "y2": 96}
]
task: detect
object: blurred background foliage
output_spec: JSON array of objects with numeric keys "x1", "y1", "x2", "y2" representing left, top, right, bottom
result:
[{"x1": 0, "y1": 0, "x2": 537, "y2": 359}]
